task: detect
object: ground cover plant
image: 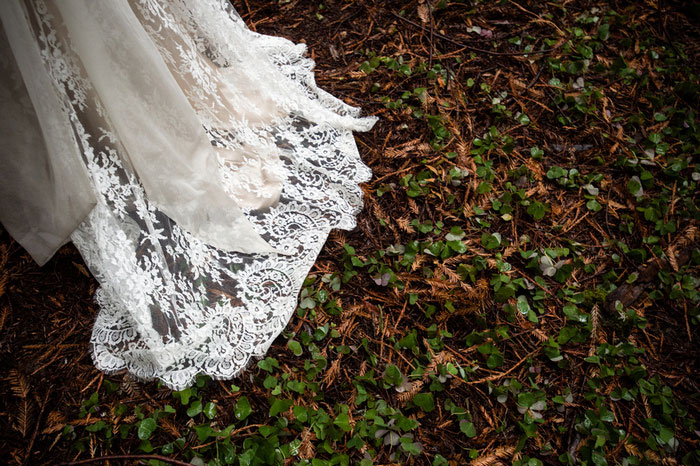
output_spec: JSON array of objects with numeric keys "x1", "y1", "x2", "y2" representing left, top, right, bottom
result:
[{"x1": 1, "y1": 0, "x2": 699, "y2": 465}]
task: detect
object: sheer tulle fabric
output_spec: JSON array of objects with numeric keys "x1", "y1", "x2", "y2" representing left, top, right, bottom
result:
[{"x1": 0, "y1": 0, "x2": 375, "y2": 389}]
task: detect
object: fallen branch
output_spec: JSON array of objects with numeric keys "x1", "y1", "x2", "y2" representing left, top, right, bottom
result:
[{"x1": 57, "y1": 455, "x2": 193, "y2": 466}]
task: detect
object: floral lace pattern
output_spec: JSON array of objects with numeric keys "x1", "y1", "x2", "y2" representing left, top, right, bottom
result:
[{"x1": 23, "y1": 0, "x2": 375, "y2": 389}]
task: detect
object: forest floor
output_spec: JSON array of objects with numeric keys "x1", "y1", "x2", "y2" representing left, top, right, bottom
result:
[{"x1": 1, "y1": 1, "x2": 699, "y2": 465}]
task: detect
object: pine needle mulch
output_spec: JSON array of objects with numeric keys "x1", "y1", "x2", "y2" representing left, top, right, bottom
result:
[{"x1": 1, "y1": 1, "x2": 699, "y2": 465}]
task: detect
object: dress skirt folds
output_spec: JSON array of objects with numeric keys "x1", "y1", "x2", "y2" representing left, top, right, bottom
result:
[{"x1": 0, "y1": 0, "x2": 376, "y2": 389}]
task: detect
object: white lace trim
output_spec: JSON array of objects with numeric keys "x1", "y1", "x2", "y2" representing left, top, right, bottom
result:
[{"x1": 24, "y1": 0, "x2": 375, "y2": 390}]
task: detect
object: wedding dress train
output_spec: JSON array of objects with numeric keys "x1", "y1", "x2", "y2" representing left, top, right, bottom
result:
[{"x1": 0, "y1": 0, "x2": 376, "y2": 389}]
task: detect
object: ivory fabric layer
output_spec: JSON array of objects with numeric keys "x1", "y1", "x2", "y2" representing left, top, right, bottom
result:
[
  {"x1": 0, "y1": 0, "x2": 95, "y2": 266},
  {"x1": 0, "y1": 0, "x2": 375, "y2": 389}
]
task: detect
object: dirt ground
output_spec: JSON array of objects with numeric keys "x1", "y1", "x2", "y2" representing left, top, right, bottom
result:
[{"x1": 1, "y1": 1, "x2": 699, "y2": 465}]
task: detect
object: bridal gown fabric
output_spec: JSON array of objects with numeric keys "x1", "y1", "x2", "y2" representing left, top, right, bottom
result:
[{"x1": 0, "y1": 0, "x2": 376, "y2": 390}]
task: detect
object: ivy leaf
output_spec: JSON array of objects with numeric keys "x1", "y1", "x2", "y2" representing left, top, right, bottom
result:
[
  {"x1": 137, "y1": 418, "x2": 157, "y2": 440},
  {"x1": 413, "y1": 393, "x2": 435, "y2": 412},
  {"x1": 187, "y1": 400, "x2": 203, "y2": 417},
  {"x1": 263, "y1": 375, "x2": 278, "y2": 389},
  {"x1": 459, "y1": 420, "x2": 477, "y2": 438},
  {"x1": 517, "y1": 295, "x2": 531, "y2": 315},
  {"x1": 516, "y1": 112, "x2": 531, "y2": 125},
  {"x1": 433, "y1": 454, "x2": 449, "y2": 466},
  {"x1": 257, "y1": 357, "x2": 279, "y2": 372},
  {"x1": 447, "y1": 240, "x2": 468, "y2": 254},
  {"x1": 445, "y1": 226, "x2": 465, "y2": 241},
  {"x1": 203, "y1": 402, "x2": 217, "y2": 420},
  {"x1": 300, "y1": 297, "x2": 316, "y2": 309},
  {"x1": 396, "y1": 415, "x2": 420, "y2": 431},
  {"x1": 269, "y1": 398, "x2": 293, "y2": 417},
  {"x1": 599, "y1": 407, "x2": 615, "y2": 423},
  {"x1": 527, "y1": 201, "x2": 548, "y2": 221},
  {"x1": 400, "y1": 437, "x2": 423, "y2": 455},
  {"x1": 86, "y1": 420, "x2": 106, "y2": 433},
  {"x1": 293, "y1": 405, "x2": 309, "y2": 422},
  {"x1": 161, "y1": 442, "x2": 174, "y2": 455},
  {"x1": 481, "y1": 232, "x2": 502, "y2": 250},
  {"x1": 563, "y1": 303, "x2": 588, "y2": 323},
  {"x1": 586, "y1": 199, "x2": 602, "y2": 212},
  {"x1": 193, "y1": 424, "x2": 216, "y2": 443},
  {"x1": 487, "y1": 351, "x2": 504, "y2": 369},
  {"x1": 288, "y1": 340, "x2": 303, "y2": 356},
  {"x1": 657, "y1": 426, "x2": 675, "y2": 445},
  {"x1": 175, "y1": 387, "x2": 192, "y2": 405},
  {"x1": 287, "y1": 380, "x2": 306, "y2": 394},
  {"x1": 627, "y1": 176, "x2": 643, "y2": 198},
  {"x1": 539, "y1": 255, "x2": 558, "y2": 276},
  {"x1": 383, "y1": 364, "x2": 404, "y2": 386},
  {"x1": 517, "y1": 392, "x2": 537, "y2": 408},
  {"x1": 583, "y1": 184, "x2": 599, "y2": 196},
  {"x1": 373, "y1": 272, "x2": 392, "y2": 286},
  {"x1": 235, "y1": 396, "x2": 252, "y2": 420},
  {"x1": 530, "y1": 146, "x2": 544, "y2": 159},
  {"x1": 476, "y1": 181, "x2": 492, "y2": 194},
  {"x1": 547, "y1": 166, "x2": 567, "y2": 179},
  {"x1": 384, "y1": 431, "x2": 401, "y2": 446},
  {"x1": 334, "y1": 412, "x2": 353, "y2": 432},
  {"x1": 139, "y1": 439, "x2": 154, "y2": 453}
]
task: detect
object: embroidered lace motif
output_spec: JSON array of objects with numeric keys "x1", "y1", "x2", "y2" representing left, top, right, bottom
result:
[{"x1": 24, "y1": 0, "x2": 375, "y2": 389}]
